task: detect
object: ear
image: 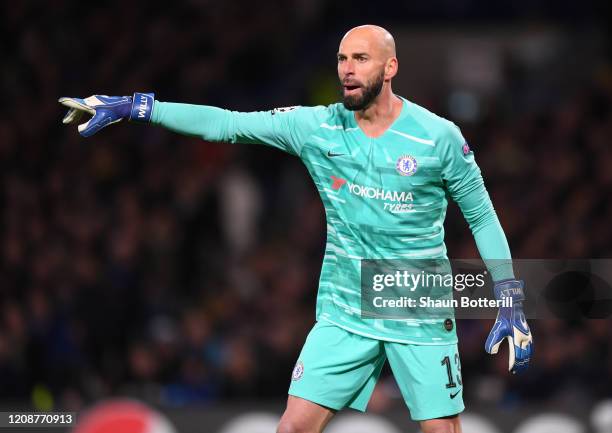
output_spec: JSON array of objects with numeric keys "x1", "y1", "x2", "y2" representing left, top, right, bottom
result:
[{"x1": 385, "y1": 57, "x2": 398, "y2": 80}]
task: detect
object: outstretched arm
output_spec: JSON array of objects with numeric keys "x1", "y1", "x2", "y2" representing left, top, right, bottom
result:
[
  {"x1": 60, "y1": 93, "x2": 323, "y2": 156},
  {"x1": 151, "y1": 101, "x2": 306, "y2": 155}
]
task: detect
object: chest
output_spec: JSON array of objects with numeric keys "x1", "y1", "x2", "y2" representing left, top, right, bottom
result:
[{"x1": 305, "y1": 130, "x2": 442, "y2": 190}]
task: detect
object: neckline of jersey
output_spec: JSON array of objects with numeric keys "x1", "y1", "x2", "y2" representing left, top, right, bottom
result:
[{"x1": 348, "y1": 96, "x2": 410, "y2": 140}]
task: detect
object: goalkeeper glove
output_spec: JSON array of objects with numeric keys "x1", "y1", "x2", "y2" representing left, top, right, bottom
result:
[
  {"x1": 58, "y1": 93, "x2": 154, "y2": 137},
  {"x1": 485, "y1": 279, "x2": 533, "y2": 374}
]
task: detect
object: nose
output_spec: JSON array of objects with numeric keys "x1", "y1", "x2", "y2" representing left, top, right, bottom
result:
[{"x1": 339, "y1": 58, "x2": 355, "y2": 77}]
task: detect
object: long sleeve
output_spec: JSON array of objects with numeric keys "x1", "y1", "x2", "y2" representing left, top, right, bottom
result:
[
  {"x1": 151, "y1": 101, "x2": 326, "y2": 157},
  {"x1": 455, "y1": 181, "x2": 514, "y2": 281},
  {"x1": 438, "y1": 124, "x2": 514, "y2": 281}
]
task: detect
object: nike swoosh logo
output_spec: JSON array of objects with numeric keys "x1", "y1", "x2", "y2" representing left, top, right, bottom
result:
[
  {"x1": 327, "y1": 150, "x2": 345, "y2": 157},
  {"x1": 449, "y1": 389, "x2": 462, "y2": 399}
]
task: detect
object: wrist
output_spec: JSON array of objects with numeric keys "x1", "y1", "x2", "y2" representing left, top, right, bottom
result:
[
  {"x1": 493, "y1": 279, "x2": 525, "y2": 302},
  {"x1": 129, "y1": 92, "x2": 155, "y2": 123}
]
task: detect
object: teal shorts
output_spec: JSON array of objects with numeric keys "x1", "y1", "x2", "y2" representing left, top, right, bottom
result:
[{"x1": 288, "y1": 320, "x2": 464, "y2": 421}]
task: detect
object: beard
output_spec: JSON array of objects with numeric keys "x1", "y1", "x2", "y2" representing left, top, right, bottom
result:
[{"x1": 341, "y1": 69, "x2": 385, "y2": 111}]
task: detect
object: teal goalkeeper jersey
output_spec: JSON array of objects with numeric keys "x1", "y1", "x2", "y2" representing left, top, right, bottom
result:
[{"x1": 152, "y1": 97, "x2": 514, "y2": 344}]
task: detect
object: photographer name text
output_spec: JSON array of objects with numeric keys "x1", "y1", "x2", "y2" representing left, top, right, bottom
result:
[{"x1": 372, "y1": 296, "x2": 512, "y2": 308}]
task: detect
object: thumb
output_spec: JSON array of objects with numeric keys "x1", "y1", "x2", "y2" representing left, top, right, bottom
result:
[
  {"x1": 78, "y1": 110, "x2": 124, "y2": 137},
  {"x1": 62, "y1": 107, "x2": 88, "y2": 125},
  {"x1": 59, "y1": 97, "x2": 95, "y2": 125},
  {"x1": 78, "y1": 110, "x2": 106, "y2": 137},
  {"x1": 485, "y1": 322, "x2": 507, "y2": 354},
  {"x1": 507, "y1": 335, "x2": 516, "y2": 371}
]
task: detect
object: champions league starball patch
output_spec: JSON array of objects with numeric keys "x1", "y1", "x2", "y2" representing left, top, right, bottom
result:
[
  {"x1": 271, "y1": 106, "x2": 299, "y2": 115},
  {"x1": 291, "y1": 361, "x2": 304, "y2": 381},
  {"x1": 396, "y1": 155, "x2": 418, "y2": 176}
]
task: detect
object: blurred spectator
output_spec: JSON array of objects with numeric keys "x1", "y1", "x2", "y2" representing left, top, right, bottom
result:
[{"x1": 1, "y1": 0, "x2": 611, "y2": 411}]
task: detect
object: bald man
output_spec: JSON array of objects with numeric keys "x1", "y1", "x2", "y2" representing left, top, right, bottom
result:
[{"x1": 61, "y1": 24, "x2": 532, "y2": 433}]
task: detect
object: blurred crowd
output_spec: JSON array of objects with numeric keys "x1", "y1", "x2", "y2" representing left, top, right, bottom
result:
[{"x1": 1, "y1": 0, "x2": 612, "y2": 413}]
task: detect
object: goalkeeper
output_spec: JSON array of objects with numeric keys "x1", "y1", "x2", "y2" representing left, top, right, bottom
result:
[{"x1": 60, "y1": 25, "x2": 532, "y2": 433}]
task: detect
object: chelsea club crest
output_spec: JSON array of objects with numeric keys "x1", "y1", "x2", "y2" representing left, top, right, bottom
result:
[{"x1": 396, "y1": 155, "x2": 417, "y2": 176}]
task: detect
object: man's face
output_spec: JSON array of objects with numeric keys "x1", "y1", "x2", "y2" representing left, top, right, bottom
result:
[{"x1": 337, "y1": 34, "x2": 387, "y2": 111}]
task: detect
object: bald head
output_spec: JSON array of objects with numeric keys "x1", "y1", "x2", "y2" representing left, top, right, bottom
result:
[{"x1": 340, "y1": 25, "x2": 396, "y2": 61}]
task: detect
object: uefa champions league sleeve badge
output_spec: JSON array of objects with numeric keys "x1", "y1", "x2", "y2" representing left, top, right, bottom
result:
[
  {"x1": 291, "y1": 361, "x2": 304, "y2": 381},
  {"x1": 396, "y1": 155, "x2": 418, "y2": 176}
]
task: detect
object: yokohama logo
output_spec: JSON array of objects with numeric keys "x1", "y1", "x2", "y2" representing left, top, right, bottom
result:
[{"x1": 329, "y1": 177, "x2": 413, "y2": 202}]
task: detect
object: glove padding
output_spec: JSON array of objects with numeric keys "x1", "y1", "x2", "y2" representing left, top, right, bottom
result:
[
  {"x1": 59, "y1": 93, "x2": 154, "y2": 137},
  {"x1": 485, "y1": 279, "x2": 533, "y2": 374}
]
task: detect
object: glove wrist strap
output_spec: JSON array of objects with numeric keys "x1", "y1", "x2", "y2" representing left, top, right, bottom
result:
[
  {"x1": 129, "y1": 92, "x2": 155, "y2": 123},
  {"x1": 493, "y1": 279, "x2": 525, "y2": 302}
]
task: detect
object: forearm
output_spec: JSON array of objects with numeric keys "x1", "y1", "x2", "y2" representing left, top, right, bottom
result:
[
  {"x1": 150, "y1": 101, "x2": 303, "y2": 155},
  {"x1": 455, "y1": 180, "x2": 514, "y2": 281},
  {"x1": 151, "y1": 101, "x2": 235, "y2": 141},
  {"x1": 473, "y1": 217, "x2": 514, "y2": 281}
]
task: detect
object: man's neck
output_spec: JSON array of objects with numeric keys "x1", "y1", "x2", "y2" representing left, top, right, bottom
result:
[{"x1": 354, "y1": 89, "x2": 403, "y2": 138}]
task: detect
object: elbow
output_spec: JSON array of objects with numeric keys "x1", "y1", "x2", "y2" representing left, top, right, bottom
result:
[{"x1": 464, "y1": 202, "x2": 499, "y2": 234}]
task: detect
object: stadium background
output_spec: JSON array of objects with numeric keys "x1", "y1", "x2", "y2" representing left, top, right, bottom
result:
[{"x1": 1, "y1": 1, "x2": 612, "y2": 432}]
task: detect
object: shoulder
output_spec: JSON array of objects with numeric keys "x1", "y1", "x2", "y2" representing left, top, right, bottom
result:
[
  {"x1": 272, "y1": 103, "x2": 353, "y2": 135},
  {"x1": 269, "y1": 104, "x2": 337, "y2": 120},
  {"x1": 303, "y1": 103, "x2": 348, "y2": 127},
  {"x1": 270, "y1": 103, "x2": 338, "y2": 126},
  {"x1": 403, "y1": 99, "x2": 464, "y2": 148}
]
